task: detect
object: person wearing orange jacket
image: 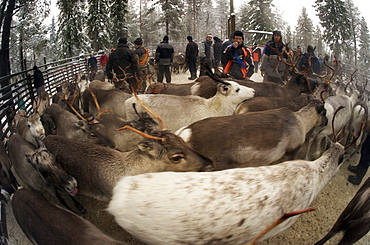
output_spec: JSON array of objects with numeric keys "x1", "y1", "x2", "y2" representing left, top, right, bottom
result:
[
  {"x1": 251, "y1": 43, "x2": 262, "y2": 73},
  {"x1": 223, "y1": 30, "x2": 254, "y2": 80}
]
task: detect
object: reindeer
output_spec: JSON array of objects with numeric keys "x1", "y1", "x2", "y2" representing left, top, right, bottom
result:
[
  {"x1": 12, "y1": 188, "x2": 126, "y2": 245},
  {"x1": 176, "y1": 98, "x2": 327, "y2": 170},
  {"x1": 8, "y1": 134, "x2": 84, "y2": 213},
  {"x1": 107, "y1": 139, "x2": 344, "y2": 245},
  {"x1": 125, "y1": 80, "x2": 255, "y2": 132},
  {"x1": 14, "y1": 110, "x2": 45, "y2": 148}
]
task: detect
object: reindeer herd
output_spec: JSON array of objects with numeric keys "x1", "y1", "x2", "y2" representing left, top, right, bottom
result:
[{"x1": 0, "y1": 54, "x2": 369, "y2": 245}]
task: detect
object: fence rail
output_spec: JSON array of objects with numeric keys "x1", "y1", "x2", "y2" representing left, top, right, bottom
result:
[{"x1": 0, "y1": 55, "x2": 89, "y2": 141}]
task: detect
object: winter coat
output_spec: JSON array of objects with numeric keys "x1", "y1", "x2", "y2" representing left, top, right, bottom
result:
[
  {"x1": 260, "y1": 41, "x2": 287, "y2": 78},
  {"x1": 185, "y1": 41, "x2": 198, "y2": 60},
  {"x1": 106, "y1": 43, "x2": 139, "y2": 79},
  {"x1": 33, "y1": 69, "x2": 45, "y2": 89},
  {"x1": 223, "y1": 43, "x2": 254, "y2": 79},
  {"x1": 134, "y1": 46, "x2": 149, "y2": 68},
  {"x1": 155, "y1": 41, "x2": 174, "y2": 66},
  {"x1": 199, "y1": 40, "x2": 214, "y2": 61},
  {"x1": 213, "y1": 40, "x2": 223, "y2": 63}
]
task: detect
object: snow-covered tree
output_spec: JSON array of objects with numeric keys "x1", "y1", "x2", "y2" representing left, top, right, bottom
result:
[
  {"x1": 358, "y1": 17, "x2": 370, "y2": 70},
  {"x1": 294, "y1": 7, "x2": 314, "y2": 51},
  {"x1": 314, "y1": 0, "x2": 351, "y2": 59}
]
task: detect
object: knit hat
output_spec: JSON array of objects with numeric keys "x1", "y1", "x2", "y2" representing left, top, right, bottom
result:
[
  {"x1": 187, "y1": 36, "x2": 193, "y2": 41},
  {"x1": 134, "y1": 38, "x2": 143, "y2": 45},
  {"x1": 163, "y1": 35, "x2": 169, "y2": 41},
  {"x1": 233, "y1": 30, "x2": 244, "y2": 40},
  {"x1": 118, "y1": 37, "x2": 127, "y2": 44},
  {"x1": 206, "y1": 33, "x2": 212, "y2": 38},
  {"x1": 33, "y1": 65, "x2": 38, "y2": 70}
]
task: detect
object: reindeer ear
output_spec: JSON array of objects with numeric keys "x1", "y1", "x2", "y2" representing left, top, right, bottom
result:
[{"x1": 138, "y1": 141, "x2": 162, "y2": 157}]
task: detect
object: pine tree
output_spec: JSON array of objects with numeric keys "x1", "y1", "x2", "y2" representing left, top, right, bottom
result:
[
  {"x1": 236, "y1": 0, "x2": 276, "y2": 44},
  {"x1": 57, "y1": 0, "x2": 88, "y2": 57},
  {"x1": 314, "y1": 0, "x2": 351, "y2": 59},
  {"x1": 344, "y1": 0, "x2": 361, "y2": 65},
  {"x1": 86, "y1": 0, "x2": 111, "y2": 52},
  {"x1": 295, "y1": 7, "x2": 314, "y2": 51},
  {"x1": 109, "y1": 0, "x2": 129, "y2": 42},
  {"x1": 358, "y1": 17, "x2": 370, "y2": 70},
  {"x1": 153, "y1": 0, "x2": 185, "y2": 40}
]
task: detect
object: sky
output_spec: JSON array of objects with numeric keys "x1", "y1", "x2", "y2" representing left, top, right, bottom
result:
[{"x1": 235, "y1": 0, "x2": 369, "y2": 30}]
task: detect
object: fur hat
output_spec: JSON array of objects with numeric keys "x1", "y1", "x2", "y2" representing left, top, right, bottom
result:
[
  {"x1": 134, "y1": 38, "x2": 143, "y2": 45},
  {"x1": 233, "y1": 30, "x2": 244, "y2": 40},
  {"x1": 118, "y1": 37, "x2": 127, "y2": 44},
  {"x1": 272, "y1": 30, "x2": 282, "y2": 37}
]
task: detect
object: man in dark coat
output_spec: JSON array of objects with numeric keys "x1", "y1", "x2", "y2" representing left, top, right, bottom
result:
[
  {"x1": 297, "y1": 45, "x2": 321, "y2": 91},
  {"x1": 155, "y1": 35, "x2": 174, "y2": 83},
  {"x1": 33, "y1": 65, "x2": 45, "y2": 96},
  {"x1": 223, "y1": 30, "x2": 254, "y2": 80},
  {"x1": 185, "y1": 36, "x2": 198, "y2": 80},
  {"x1": 213, "y1": 36, "x2": 223, "y2": 68},
  {"x1": 106, "y1": 37, "x2": 139, "y2": 91}
]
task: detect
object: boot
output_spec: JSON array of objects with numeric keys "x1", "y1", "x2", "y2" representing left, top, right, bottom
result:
[
  {"x1": 348, "y1": 165, "x2": 368, "y2": 185},
  {"x1": 188, "y1": 71, "x2": 197, "y2": 80}
]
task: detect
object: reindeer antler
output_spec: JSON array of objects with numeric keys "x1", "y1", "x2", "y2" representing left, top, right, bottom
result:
[
  {"x1": 117, "y1": 125, "x2": 164, "y2": 142},
  {"x1": 130, "y1": 85, "x2": 167, "y2": 130},
  {"x1": 85, "y1": 87, "x2": 111, "y2": 120}
]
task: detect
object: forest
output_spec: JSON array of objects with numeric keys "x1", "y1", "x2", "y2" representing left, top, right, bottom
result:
[{"x1": 0, "y1": 0, "x2": 369, "y2": 77}]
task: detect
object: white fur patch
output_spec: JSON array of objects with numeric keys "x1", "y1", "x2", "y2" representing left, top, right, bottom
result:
[{"x1": 107, "y1": 143, "x2": 344, "y2": 245}]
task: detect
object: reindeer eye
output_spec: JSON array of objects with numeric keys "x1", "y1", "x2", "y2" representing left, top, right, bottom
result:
[
  {"x1": 236, "y1": 88, "x2": 240, "y2": 92},
  {"x1": 170, "y1": 154, "x2": 184, "y2": 163}
]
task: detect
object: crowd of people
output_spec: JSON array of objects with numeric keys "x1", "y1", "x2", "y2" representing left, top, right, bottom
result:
[
  {"x1": 98, "y1": 30, "x2": 332, "y2": 91},
  {"x1": 32, "y1": 31, "x2": 346, "y2": 94}
]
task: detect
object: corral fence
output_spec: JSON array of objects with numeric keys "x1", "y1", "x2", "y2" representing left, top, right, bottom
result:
[{"x1": 0, "y1": 55, "x2": 92, "y2": 141}]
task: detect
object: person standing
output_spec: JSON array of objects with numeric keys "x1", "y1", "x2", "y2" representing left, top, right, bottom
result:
[
  {"x1": 87, "y1": 53, "x2": 98, "y2": 81},
  {"x1": 32, "y1": 65, "x2": 45, "y2": 96},
  {"x1": 260, "y1": 30, "x2": 288, "y2": 84},
  {"x1": 251, "y1": 43, "x2": 262, "y2": 73},
  {"x1": 106, "y1": 37, "x2": 139, "y2": 91},
  {"x1": 213, "y1": 36, "x2": 223, "y2": 68},
  {"x1": 99, "y1": 51, "x2": 109, "y2": 72},
  {"x1": 185, "y1": 36, "x2": 198, "y2": 80},
  {"x1": 223, "y1": 30, "x2": 254, "y2": 80},
  {"x1": 199, "y1": 33, "x2": 214, "y2": 76},
  {"x1": 133, "y1": 38, "x2": 149, "y2": 91},
  {"x1": 155, "y1": 35, "x2": 174, "y2": 83},
  {"x1": 297, "y1": 45, "x2": 321, "y2": 90}
]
